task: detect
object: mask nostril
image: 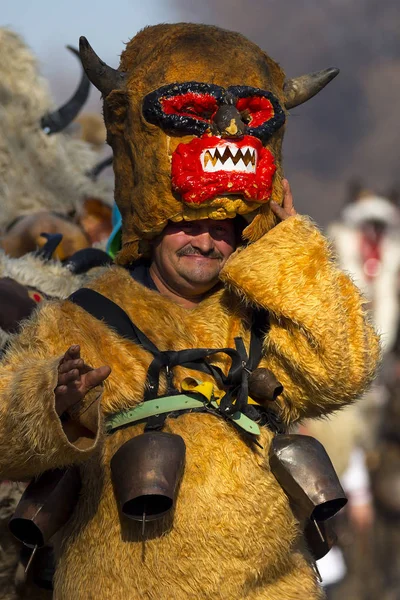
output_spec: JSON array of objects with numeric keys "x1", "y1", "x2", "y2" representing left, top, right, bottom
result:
[{"x1": 212, "y1": 104, "x2": 246, "y2": 138}]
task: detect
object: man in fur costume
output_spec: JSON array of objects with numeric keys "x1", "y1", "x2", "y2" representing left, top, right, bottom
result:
[{"x1": 0, "y1": 24, "x2": 379, "y2": 600}]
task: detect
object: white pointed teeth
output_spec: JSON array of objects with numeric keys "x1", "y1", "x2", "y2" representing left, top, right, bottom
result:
[{"x1": 201, "y1": 145, "x2": 257, "y2": 173}]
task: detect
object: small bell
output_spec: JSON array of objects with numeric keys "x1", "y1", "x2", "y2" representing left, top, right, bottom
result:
[{"x1": 248, "y1": 368, "x2": 283, "y2": 404}]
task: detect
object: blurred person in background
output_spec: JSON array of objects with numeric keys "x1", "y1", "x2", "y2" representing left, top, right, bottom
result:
[
  {"x1": 328, "y1": 183, "x2": 400, "y2": 446},
  {"x1": 319, "y1": 183, "x2": 400, "y2": 599},
  {"x1": 0, "y1": 28, "x2": 113, "y2": 260},
  {"x1": 328, "y1": 183, "x2": 400, "y2": 356},
  {"x1": 368, "y1": 318, "x2": 400, "y2": 600}
]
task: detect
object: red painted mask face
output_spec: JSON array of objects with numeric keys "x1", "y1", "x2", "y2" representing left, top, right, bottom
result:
[{"x1": 143, "y1": 82, "x2": 285, "y2": 205}]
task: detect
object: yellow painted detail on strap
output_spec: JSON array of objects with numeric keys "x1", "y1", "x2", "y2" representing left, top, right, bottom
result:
[
  {"x1": 180, "y1": 377, "x2": 261, "y2": 436},
  {"x1": 181, "y1": 377, "x2": 260, "y2": 406}
]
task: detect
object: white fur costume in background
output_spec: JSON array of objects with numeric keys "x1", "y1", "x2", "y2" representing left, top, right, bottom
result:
[
  {"x1": 0, "y1": 250, "x2": 106, "y2": 351},
  {"x1": 328, "y1": 196, "x2": 400, "y2": 353},
  {"x1": 0, "y1": 28, "x2": 113, "y2": 232}
]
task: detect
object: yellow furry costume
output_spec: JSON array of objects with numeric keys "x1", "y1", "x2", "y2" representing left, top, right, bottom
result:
[{"x1": 0, "y1": 24, "x2": 379, "y2": 600}]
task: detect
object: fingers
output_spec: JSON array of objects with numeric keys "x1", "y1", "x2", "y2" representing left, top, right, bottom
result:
[
  {"x1": 282, "y1": 179, "x2": 294, "y2": 211},
  {"x1": 57, "y1": 368, "x2": 80, "y2": 387},
  {"x1": 57, "y1": 361, "x2": 111, "y2": 391},
  {"x1": 59, "y1": 345, "x2": 81, "y2": 365},
  {"x1": 270, "y1": 179, "x2": 297, "y2": 221},
  {"x1": 55, "y1": 362, "x2": 111, "y2": 416},
  {"x1": 270, "y1": 201, "x2": 289, "y2": 221},
  {"x1": 81, "y1": 365, "x2": 111, "y2": 393},
  {"x1": 57, "y1": 346, "x2": 111, "y2": 400},
  {"x1": 58, "y1": 358, "x2": 84, "y2": 375}
]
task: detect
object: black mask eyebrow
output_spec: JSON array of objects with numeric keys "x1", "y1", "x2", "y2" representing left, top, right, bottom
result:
[
  {"x1": 142, "y1": 81, "x2": 224, "y2": 136},
  {"x1": 227, "y1": 86, "x2": 286, "y2": 144}
]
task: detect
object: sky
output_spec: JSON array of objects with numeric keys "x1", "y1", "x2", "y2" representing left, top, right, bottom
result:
[
  {"x1": 2, "y1": 0, "x2": 183, "y2": 102},
  {"x1": 2, "y1": 0, "x2": 399, "y2": 226}
]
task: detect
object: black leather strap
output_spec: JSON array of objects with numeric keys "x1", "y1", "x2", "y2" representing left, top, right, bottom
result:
[
  {"x1": 69, "y1": 288, "x2": 159, "y2": 353},
  {"x1": 69, "y1": 288, "x2": 269, "y2": 410}
]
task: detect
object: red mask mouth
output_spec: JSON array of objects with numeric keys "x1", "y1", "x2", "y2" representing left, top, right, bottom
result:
[{"x1": 171, "y1": 134, "x2": 276, "y2": 205}]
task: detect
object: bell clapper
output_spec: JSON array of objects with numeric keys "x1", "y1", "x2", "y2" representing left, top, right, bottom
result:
[
  {"x1": 141, "y1": 509, "x2": 146, "y2": 562},
  {"x1": 142, "y1": 510, "x2": 146, "y2": 537},
  {"x1": 25, "y1": 544, "x2": 38, "y2": 574},
  {"x1": 312, "y1": 518, "x2": 325, "y2": 543}
]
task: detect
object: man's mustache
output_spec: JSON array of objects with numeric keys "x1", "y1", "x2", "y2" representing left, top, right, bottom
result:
[{"x1": 177, "y1": 245, "x2": 223, "y2": 259}]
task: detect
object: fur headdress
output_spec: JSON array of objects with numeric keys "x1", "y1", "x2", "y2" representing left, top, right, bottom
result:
[{"x1": 80, "y1": 23, "x2": 338, "y2": 263}]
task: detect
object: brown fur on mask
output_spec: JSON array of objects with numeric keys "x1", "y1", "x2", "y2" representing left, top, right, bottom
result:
[{"x1": 101, "y1": 24, "x2": 287, "y2": 263}]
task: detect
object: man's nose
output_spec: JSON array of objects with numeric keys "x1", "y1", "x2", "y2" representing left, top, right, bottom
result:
[
  {"x1": 191, "y1": 231, "x2": 215, "y2": 253},
  {"x1": 211, "y1": 95, "x2": 245, "y2": 138}
]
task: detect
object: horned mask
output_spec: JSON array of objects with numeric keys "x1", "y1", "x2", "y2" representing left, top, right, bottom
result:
[{"x1": 80, "y1": 23, "x2": 338, "y2": 263}]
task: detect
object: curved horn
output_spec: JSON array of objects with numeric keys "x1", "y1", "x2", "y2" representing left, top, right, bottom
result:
[
  {"x1": 35, "y1": 233, "x2": 63, "y2": 261},
  {"x1": 65, "y1": 248, "x2": 114, "y2": 274},
  {"x1": 79, "y1": 36, "x2": 127, "y2": 97},
  {"x1": 41, "y1": 46, "x2": 91, "y2": 135},
  {"x1": 86, "y1": 155, "x2": 113, "y2": 181},
  {"x1": 284, "y1": 68, "x2": 340, "y2": 110}
]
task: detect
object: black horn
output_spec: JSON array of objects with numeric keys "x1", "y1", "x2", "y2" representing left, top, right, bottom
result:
[
  {"x1": 284, "y1": 68, "x2": 339, "y2": 110},
  {"x1": 64, "y1": 247, "x2": 113, "y2": 274},
  {"x1": 35, "y1": 233, "x2": 63, "y2": 261},
  {"x1": 79, "y1": 36, "x2": 127, "y2": 98},
  {"x1": 41, "y1": 46, "x2": 91, "y2": 135}
]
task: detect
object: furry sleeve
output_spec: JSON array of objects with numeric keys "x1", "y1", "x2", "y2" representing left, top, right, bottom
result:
[
  {"x1": 220, "y1": 215, "x2": 380, "y2": 424},
  {"x1": 0, "y1": 303, "x2": 103, "y2": 480}
]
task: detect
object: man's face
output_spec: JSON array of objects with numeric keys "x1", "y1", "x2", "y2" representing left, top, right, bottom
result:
[{"x1": 151, "y1": 219, "x2": 236, "y2": 298}]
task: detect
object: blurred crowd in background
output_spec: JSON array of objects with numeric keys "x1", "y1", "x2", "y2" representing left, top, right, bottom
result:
[{"x1": 0, "y1": 1, "x2": 399, "y2": 598}]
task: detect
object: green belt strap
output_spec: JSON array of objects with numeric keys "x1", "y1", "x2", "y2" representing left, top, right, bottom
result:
[{"x1": 105, "y1": 393, "x2": 260, "y2": 436}]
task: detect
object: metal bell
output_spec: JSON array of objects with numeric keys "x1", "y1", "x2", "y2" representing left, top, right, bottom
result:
[
  {"x1": 110, "y1": 431, "x2": 186, "y2": 522},
  {"x1": 269, "y1": 434, "x2": 347, "y2": 522},
  {"x1": 9, "y1": 467, "x2": 81, "y2": 548},
  {"x1": 248, "y1": 368, "x2": 283, "y2": 404}
]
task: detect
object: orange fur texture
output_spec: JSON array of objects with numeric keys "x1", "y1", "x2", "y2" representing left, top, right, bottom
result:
[{"x1": 0, "y1": 215, "x2": 379, "y2": 599}]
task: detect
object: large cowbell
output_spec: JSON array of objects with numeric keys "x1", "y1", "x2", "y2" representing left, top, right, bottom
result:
[
  {"x1": 269, "y1": 434, "x2": 347, "y2": 559},
  {"x1": 269, "y1": 434, "x2": 347, "y2": 522},
  {"x1": 9, "y1": 467, "x2": 81, "y2": 548},
  {"x1": 111, "y1": 432, "x2": 186, "y2": 522}
]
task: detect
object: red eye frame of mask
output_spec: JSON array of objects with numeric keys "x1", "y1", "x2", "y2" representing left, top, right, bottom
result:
[
  {"x1": 160, "y1": 92, "x2": 275, "y2": 128},
  {"x1": 236, "y1": 96, "x2": 274, "y2": 127},
  {"x1": 161, "y1": 92, "x2": 219, "y2": 123}
]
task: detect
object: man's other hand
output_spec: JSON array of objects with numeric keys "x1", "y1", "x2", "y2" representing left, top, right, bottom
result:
[
  {"x1": 270, "y1": 179, "x2": 297, "y2": 221},
  {"x1": 55, "y1": 345, "x2": 111, "y2": 416}
]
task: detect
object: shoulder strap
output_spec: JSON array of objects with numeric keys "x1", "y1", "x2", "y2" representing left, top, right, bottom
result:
[
  {"x1": 69, "y1": 287, "x2": 269, "y2": 408},
  {"x1": 68, "y1": 288, "x2": 159, "y2": 355}
]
